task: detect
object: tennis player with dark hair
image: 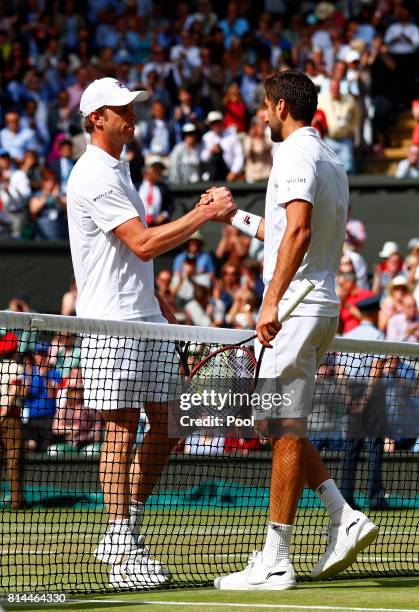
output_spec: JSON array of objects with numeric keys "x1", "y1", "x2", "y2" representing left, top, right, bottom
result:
[
  {"x1": 213, "y1": 70, "x2": 378, "y2": 590},
  {"x1": 66, "y1": 77, "x2": 236, "y2": 589}
]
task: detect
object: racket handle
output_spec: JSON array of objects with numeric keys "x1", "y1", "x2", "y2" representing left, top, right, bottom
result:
[{"x1": 278, "y1": 279, "x2": 315, "y2": 324}]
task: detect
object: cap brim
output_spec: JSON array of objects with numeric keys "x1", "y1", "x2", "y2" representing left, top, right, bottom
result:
[{"x1": 82, "y1": 90, "x2": 149, "y2": 117}]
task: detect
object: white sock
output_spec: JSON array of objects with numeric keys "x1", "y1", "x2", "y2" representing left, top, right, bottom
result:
[
  {"x1": 108, "y1": 518, "x2": 135, "y2": 544},
  {"x1": 315, "y1": 479, "x2": 353, "y2": 526},
  {"x1": 262, "y1": 522, "x2": 293, "y2": 567},
  {"x1": 129, "y1": 500, "x2": 145, "y2": 537}
]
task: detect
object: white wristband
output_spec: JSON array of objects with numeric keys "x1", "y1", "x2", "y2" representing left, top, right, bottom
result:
[{"x1": 231, "y1": 209, "x2": 262, "y2": 238}]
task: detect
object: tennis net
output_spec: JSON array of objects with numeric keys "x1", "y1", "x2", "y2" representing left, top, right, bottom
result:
[{"x1": 0, "y1": 310, "x2": 417, "y2": 593}]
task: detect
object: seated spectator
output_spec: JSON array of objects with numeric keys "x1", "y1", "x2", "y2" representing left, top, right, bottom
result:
[
  {"x1": 47, "y1": 89, "x2": 80, "y2": 140},
  {"x1": 383, "y1": 4, "x2": 419, "y2": 110},
  {"x1": 0, "y1": 111, "x2": 41, "y2": 164},
  {"x1": 61, "y1": 276, "x2": 78, "y2": 316},
  {"x1": 372, "y1": 242, "x2": 404, "y2": 296},
  {"x1": 225, "y1": 287, "x2": 258, "y2": 329},
  {"x1": 138, "y1": 156, "x2": 174, "y2": 227},
  {"x1": 47, "y1": 139, "x2": 75, "y2": 195},
  {"x1": 201, "y1": 111, "x2": 244, "y2": 182},
  {"x1": 318, "y1": 79, "x2": 360, "y2": 174},
  {"x1": 172, "y1": 87, "x2": 204, "y2": 135},
  {"x1": 0, "y1": 332, "x2": 25, "y2": 509},
  {"x1": 169, "y1": 123, "x2": 202, "y2": 184},
  {"x1": 140, "y1": 100, "x2": 179, "y2": 164},
  {"x1": 29, "y1": 170, "x2": 68, "y2": 240},
  {"x1": 49, "y1": 332, "x2": 81, "y2": 379},
  {"x1": 184, "y1": 275, "x2": 225, "y2": 327},
  {"x1": 386, "y1": 294, "x2": 419, "y2": 342},
  {"x1": 411, "y1": 99, "x2": 419, "y2": 146},
  {"x1": 219, "y1": 1, "x2": 249, "y2": 50},
  {"x1": 378, "y1": 275, "x2": 409, "y2": 333},
  {"x1": 169, "y1": 29, "x2": 201, "y2": 81},
  {"x1": 219, "y1": 262, "x2": 241, "y2": 312},
  {"x1": 337, "y1": 271, "x2": 375, "y2": 334},
  {"x1": 345, "y1": 205, "x2": 367, "y2": 252},
  {"x1": 189, "y1": 46, "x2": 224, "y2": 115},
  {"x1": 239, "y1": 258, "x2": 264, "y2": 306},
  {"x1": 173, "y1": 231, "x2": 215, "y2": 276},
  {"x1": 184, "y1": 0, "x2": 218, "y2": 37},
  {"x1": 340, "y1": 251, "x2": 368, "y2": 289},
  {"x1": 367, "y1": 34, "x2": 396, "y2": 152},
  {"x1": 215, "y1": 224, "x2": 251, "y2": 268},
  {"x1": 170, "y1": 253, "x2": 197, "y2": 309},
  {"x1": 155, "y1": 269, "x2": 177, "y2": 314},
  {"x1": 395, "y1": 144, "x2": 419, "y2": 179},
  {"x1": 51, "y1": 367, "x2": 102, "y2": 453},
  {"x1": 309, "y1": 357, "x2": 345, "y2": 452},
  {"x1": 243, "y1": 115, "x2": 272, "y2": 182},
  {"x1": 223, "y1": 82, "x2": 248, "y2": 134},
  {"x1": 22, "y1": 342, "x2": 61, "y2": 451},
  {"x1": 5, "y1": 149, "x2": 42, "y2": 238}
]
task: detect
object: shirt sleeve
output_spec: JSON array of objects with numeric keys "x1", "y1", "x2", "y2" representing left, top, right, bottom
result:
[
  {"x1": 82, "y1": 176, "x2": 140, "y2": 233},
  {"x1": 276, "y1": 146, "x2": 317, "y2": 207}
]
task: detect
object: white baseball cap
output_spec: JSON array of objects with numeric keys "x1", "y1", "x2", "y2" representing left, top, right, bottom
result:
[
  {"x1": 407, "y1": 237, "x2": 419, "y2": 250},
  {"x1": 207, "y1": 110, "x2": 224, "y2": 123},
  {"x1": 378, "y1": 241, "x2": 400, "y2": 258},
  {"x1": 79, "y1": 77, "x2": 149, "y2": 118},
  {"x1": 345, "y1": 49, "x2": 361, "y2": 64}
]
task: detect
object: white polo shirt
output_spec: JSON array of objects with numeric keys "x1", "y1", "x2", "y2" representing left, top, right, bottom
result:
[
  {"x1": 67, "y1": 144, "x2": 160, "y2": 320},
  {"x1": 264, "y1": 126, "x2": 348, "y2": 317}
]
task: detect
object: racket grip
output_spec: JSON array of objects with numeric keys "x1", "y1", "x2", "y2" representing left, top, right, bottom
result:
[{"x1": 278, "y1": 279, "x2": 315, "y2": 324}]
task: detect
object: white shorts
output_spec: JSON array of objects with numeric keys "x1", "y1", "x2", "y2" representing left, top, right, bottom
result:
[
  {"x1": 254, "y1": 315, "x2": 338, "y2": 419},
  {"x1": 81, "y1": 314, "x2": 180, "y2": 410}
]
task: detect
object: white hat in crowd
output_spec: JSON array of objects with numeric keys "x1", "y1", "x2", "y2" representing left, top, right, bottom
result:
[
  {"x1": 182, "y1": 122, "x2": 198, "y2": 133},
  {"x1": 193, "y1": 274, "x2": 212, "y2": 289},
  {"x1": 79, "y1": 77, "x2": 149, "y2": 118},
  {"x1": 207, "y1": 110, "x2": 224, "y2": 123},
  {"x1": 407, "y1": 237, "x2": 419, "y2": 250},
  {"x1": 391, "y1": 275, "x2": 408, "y2": 288},
  {"x1": 379, "y1": 241, "x2": 400, "y2": 258},
  {"x1": 345, "y1": 49, "x2": 361, "y2": 64}
]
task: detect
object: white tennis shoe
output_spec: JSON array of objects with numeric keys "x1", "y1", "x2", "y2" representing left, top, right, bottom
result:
[
  {"x1": 109, "y1": 548, "x2": 170, "y2": 590},
  {"x1": 214, "y1": 551, "x2": 296, "y2": 591},
  {"x1": 311, "y1": 510, "x2": 378, "y2": 580}
]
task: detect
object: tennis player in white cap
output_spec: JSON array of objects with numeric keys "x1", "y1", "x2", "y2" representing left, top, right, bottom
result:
[{"x1": 67, "y1": 77, "x2": 236, "y2": 589}]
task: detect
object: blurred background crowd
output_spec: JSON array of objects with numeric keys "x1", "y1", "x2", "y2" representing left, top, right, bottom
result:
[{"x1": 0, "y1": 0, "x2": 419, "y2": 239}]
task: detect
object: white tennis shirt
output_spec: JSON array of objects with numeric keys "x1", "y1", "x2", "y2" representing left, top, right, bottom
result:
[
  {"x1": 67, "y1": 144, "x2": 161, "y2": 320},
  {"x1": 264, "y1": 126, "x2": 349, "y2": 317}
]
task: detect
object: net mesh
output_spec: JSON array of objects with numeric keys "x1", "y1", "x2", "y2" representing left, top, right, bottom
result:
[{"x1": 0, "y1": 311, "x2": 418, "y2": 593}]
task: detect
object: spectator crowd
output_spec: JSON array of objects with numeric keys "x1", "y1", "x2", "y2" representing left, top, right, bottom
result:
[{"x1": 0, "y1": 0, "x2": 419, "y2": 238}]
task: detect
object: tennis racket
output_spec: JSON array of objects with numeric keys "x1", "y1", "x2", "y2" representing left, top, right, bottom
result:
[{"x1": 176, "y1": 279, "x2": 315, "y2": 390}]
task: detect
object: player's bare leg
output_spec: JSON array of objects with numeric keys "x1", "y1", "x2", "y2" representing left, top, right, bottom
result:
[
  {"x1": 0, "y1": 412, "x2": 25, "y2": 510},
  {"x1": 94, "y1": 407, "x2": 169, "y2": 587},
  {"x1": 130, "y1": 402, "x2": 178, "y2": 502},
  {"x1": 215, "y1": 419, "x2": 305, "y2": 590}
]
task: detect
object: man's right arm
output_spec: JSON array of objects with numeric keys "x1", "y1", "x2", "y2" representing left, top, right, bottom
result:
[{"x1": 113, "y1": 188, "x2": 236, "y2": 261}]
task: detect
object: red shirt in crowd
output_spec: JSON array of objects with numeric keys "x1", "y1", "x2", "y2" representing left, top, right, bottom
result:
[{"x1": 340, "y1": 289, "x2": 375, "y2": 334}]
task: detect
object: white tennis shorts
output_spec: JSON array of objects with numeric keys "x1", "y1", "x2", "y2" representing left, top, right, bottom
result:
[
  {"x1": 254, "y1": 315, "x2": 338, "y2": 419},
  {"x1": 81, "y1": 314, "x2": 179, "y2": 410}
]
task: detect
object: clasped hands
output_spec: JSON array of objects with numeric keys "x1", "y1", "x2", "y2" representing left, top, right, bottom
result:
[{"x1": 196, "y1": 186, "x2": 236, "y2": 222}]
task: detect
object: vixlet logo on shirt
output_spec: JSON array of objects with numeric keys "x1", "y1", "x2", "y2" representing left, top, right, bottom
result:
[{"x1": 93, "y1": 189, "x2": 113, "y2": 202}]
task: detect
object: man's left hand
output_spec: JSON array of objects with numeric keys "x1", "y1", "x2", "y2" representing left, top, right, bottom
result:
[{"x1": 256, "y1": 302, "x2": 282, "y2": 348}]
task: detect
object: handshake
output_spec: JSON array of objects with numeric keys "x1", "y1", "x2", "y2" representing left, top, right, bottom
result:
[{"x1": 196, "y1": 186, "x2": 237, "y2": 223}]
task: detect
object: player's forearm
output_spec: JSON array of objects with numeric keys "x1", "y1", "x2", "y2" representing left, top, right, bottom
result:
[
  {"x1": 137, "y1": 206, "x2": 214, "y2": 260},
  {"x1": 263, "y1": 226, "x2": 311, "y2": 308}
]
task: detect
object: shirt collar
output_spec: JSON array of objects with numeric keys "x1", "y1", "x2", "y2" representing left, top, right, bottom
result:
[
  {"x1": 86, "y1": 144, "x2": 124, "y2": 169},
  {"x1": 285, "y1": 126, "x2": 319, "y2": 143}
]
